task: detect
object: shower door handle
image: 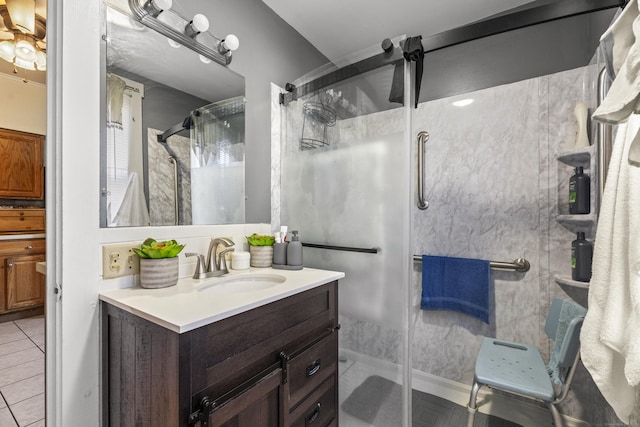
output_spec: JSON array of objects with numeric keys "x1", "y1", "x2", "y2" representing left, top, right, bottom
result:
[{"x1": 417, "y1": 131, "x2": 429, "y2": 210}]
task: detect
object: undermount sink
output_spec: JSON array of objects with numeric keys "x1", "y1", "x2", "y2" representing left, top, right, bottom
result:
[{"x1": 198, "y1": 273, "x2": 287, "y2": 293}]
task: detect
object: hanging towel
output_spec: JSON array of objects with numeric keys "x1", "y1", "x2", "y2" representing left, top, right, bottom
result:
[
  {"x1": 112, "y1": 172, "x2": 150, "y2": 227},
  {"x1": 106, "y1": 73, "x2": 127, "y2": 128},
  {"x1": 420, "y1": 255, "x2": 490, "y2": 323},
  {"x1": 593, "y1": 0, "x2": 640, "y2": 125},
  {"x1": 547, "y1": 300, "x2": 587, "y2": 385},
  {"x1": 581, "y1": 114, "x2": 640, "y2": 424}
]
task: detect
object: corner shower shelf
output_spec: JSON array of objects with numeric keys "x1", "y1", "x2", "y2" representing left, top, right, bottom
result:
[
  {"x1": 556, "y1": 214, "x2": 596, "y2": 233},
  {"x1": 557, "y1": 145, "x2": 595, "y2": 169}
]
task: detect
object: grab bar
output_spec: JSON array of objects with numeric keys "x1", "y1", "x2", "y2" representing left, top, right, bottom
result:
[
  {"x1": 302, "y1": 243, "x2": 379, "y2": 254},
  {"x1": 168, "y1": 156, "x2": 179, "y2": 225},
  {"x1": 413, "y1": 255, "x2": 530, "y2": 272},
  {"x1": 597, "y1": 67, "x2": 612, "y2": 212},
  {"x1": 417, "y1": 131, "x2": 429, "y2": 210}
]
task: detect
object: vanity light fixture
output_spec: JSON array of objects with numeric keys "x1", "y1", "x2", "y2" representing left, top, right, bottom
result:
[
  {"x1": 128, "y1": 0, "x2": 238, "y2": 66},
  {"x1": 0, "y1": 0, "x2": 46, "y2": 72}
]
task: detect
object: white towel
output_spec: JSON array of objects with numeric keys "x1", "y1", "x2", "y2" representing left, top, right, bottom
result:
[
  {"x1": 593, "y1": 0, "x2": 640, "y2": 125},
  {"x1": 112, "y1": 172, "x2": 150, "y2": 227},
  {"x1": 581, "y1": 114, "x2": 640, "y2": 423}
]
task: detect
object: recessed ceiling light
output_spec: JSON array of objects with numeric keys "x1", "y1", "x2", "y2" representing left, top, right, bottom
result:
[{"x1": 452, "y1": 98, "x2": 474, "y2": 107}]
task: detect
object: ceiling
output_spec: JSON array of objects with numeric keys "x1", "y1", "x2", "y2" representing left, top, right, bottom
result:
[{"x1": 261, "y1": 0, "x2": 538, "y2": 61}]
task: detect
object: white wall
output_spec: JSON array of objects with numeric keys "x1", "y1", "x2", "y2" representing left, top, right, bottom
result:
[{"x1": 0, "y1": 73, "x2": 46, "y2": 135}]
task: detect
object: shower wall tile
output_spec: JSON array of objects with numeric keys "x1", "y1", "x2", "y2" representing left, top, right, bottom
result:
[
  {"x1": 148, "y1": 128, "x2": 192, "y2": 225},
  {"x1": 410, "y1": 78, "x2": 542, "y2": 384},
  {"x1": 270, "y1": 84, "x2": 282, "y2": 230}
]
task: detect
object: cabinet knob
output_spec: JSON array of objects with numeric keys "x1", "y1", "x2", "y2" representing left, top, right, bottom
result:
[
  {"x1": 26, "y1": 245, "x2": 33, "y2": 250},
  {"x1": 7, "y1": 259, "x2": 12, "y2": 269}
]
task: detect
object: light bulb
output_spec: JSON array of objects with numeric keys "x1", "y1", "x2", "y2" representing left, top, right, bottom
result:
[
  {"x1": 14, "y1": 56, "x2": 35, "y2": 70},
  {"x1": 167, "y1": 38, "x2": 181, "y2": 48},
  {"x1": 223, "y1": 34, "x2": 239, "y2": 52},
  {"x1": 15, "y1": 39, "x2": 36, "y2": 62},
  {"x1": 35, "y1": 50, "x2": 45, "y2": 71},
  {"x1": 0, "y1": 41, "x2": 15, "y2": 62},
  {"x1": 191, "y1": 14, "x2": 209, "y2": 32},
  {"x1": 185, "y1": 14, "x2": 209, "y2": 37},
  {"x1": 199, "y1": 55, "x2": 211, "y2": 64}
]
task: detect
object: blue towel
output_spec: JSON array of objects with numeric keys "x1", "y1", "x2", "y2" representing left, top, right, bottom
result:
[{"x1": 420, "y1": 255, "x2": 491, "y2": 324}]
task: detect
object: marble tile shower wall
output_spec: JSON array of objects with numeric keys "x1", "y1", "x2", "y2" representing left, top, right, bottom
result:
[
  {"x1": 409, "y1": 64, "x2": 615, "y2": 424},
  {"x1": 148, "y1": 128, "x2": 192, "y2": 225}
]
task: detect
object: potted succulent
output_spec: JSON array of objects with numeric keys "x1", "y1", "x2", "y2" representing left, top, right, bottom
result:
[
  {"x1": 133, "y1": 238, "x2": 185, "y2": 289},
  {"x1": 246, "y1": 234, "x2": 275, "y2": 268}
]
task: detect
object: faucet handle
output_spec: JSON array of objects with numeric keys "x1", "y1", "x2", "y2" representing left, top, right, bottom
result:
[
  {"x1": 185, "y1": 252, "x2": 207, "y2": 279},
  {"x1": 218, "y1": 248, "x2": 235, "y2": 272}
]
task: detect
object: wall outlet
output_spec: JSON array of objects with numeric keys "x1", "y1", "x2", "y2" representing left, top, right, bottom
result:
[{"x1": 102, "y1": 243, "x2": 140, "y2": 279}]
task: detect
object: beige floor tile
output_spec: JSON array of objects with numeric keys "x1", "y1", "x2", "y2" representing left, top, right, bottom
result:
[
  {"x1": 9, "y1": 393, "x2": 43, "y2": 427},
  {"x1": 0, "y1": 340, "x2": 36, "y2": 358},
  {"x1": 12, "y1": 320, "x2": 43, "y2": 339},
  {"x1": 25, "y1": 336, "x2": 43, "y2": 350},
  {"x1": 0, "y1": 395, "x2": 6, "y2": 409},
  {"x1": 24, "y1": 420, "x2": 43, "y2": 427},
  {"x1": 0, "y1": 349, "x2": 42, "y2": 372},
  {"x1": 1, "y1": 374, "x2": 44, "y2": 406},
  {"x1": 0, "y1": 407, "x2": 17, "y2": 427},
  {"x1": 0, "y1": 331, "x2": 25, "y2": 347},
  {"x1": 0, "y1": 323, "x2": 20, "y2": 336},
  {"x1": 0, "y1": 360, "x2": 44, "y2": 388}
]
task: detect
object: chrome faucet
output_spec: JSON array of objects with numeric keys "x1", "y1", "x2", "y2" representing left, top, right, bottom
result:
[{"x1": 206, "y1": 237, "x2": 235, "y2": 274}]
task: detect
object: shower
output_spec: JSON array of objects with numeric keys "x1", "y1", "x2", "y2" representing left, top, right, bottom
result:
[{"x1": 277, "y1": 1, "x2": 623, "y2": 426}]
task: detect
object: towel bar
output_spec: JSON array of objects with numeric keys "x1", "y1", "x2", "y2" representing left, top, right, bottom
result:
[{"x1": 413, "y1": 256, "x2": 530, "y2": 273}]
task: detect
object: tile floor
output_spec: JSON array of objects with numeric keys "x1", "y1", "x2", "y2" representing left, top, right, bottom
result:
[{"x1": 0, "y1": 316, "x2": 45, "y2": 427}]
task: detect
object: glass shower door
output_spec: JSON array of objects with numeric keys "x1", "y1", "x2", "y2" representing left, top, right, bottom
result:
[{"x1": 280, "y1": 46, "x2": 413, "y2": 426}]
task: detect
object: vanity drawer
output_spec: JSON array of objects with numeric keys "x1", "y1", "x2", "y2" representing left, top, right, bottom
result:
[
  {"x1": 287, "y1": 332, "x2": 337, "y2": 409},
  {"x1": 0, "y1": 210, "x2": 45, "y2": 232},
  {"x1": 289, "y1": 374, "x2": 336, "y2": 427},
  {"x1": 0, "y1": 239, "x2": 45, "y2": 256}
]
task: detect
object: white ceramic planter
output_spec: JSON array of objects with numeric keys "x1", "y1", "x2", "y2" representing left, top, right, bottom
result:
[
  {"x1": 139, "y1": 257, "x2": 179, "y2": 289},
  {"x1": 249, "y1": 246, "x2": 273, "y2": 268}
]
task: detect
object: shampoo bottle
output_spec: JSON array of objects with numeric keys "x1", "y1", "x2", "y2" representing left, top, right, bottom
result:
[
  {"x1": 571, "y1": 232, "x2": 592, "y2": 282},
  {"x1": 287, "y1": 230, "x2": 303, "y2": 267},
  {"x1": 569, "y1": 167, "x2": 590, "y2": 214}
]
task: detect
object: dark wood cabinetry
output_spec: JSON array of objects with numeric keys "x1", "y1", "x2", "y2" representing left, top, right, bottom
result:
[
  {"x1": 0, "y1": 128, "x2": 44, "y2": 200},
  {"x1": 102, "y1": 281, "x2": 339, "y2": 427}
]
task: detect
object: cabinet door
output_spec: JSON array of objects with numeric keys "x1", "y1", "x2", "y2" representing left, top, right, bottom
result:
[
  {"x1": 6, "y1": 254, "x2": 45, "y2": 310},
  {"x1": 0, "y1": 128, "x2": 44, "y2": 199},
  {"x1": 209, "y1": 369, "x2": 282, "y2": 427}
]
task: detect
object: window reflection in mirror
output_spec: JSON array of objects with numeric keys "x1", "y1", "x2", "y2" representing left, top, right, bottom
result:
[{"x1": 101, "y1": 5, "x2": 245, "y2": 227}]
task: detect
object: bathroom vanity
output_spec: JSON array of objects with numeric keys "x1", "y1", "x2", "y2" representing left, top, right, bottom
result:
[{"x1": 100, "y1": 268, "x2": 343, "y2": 427}]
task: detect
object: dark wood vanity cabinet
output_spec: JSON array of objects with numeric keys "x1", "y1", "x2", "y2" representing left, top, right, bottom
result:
[{"x1": 102, "y1": 281, "x2": 339, "y2": 427}]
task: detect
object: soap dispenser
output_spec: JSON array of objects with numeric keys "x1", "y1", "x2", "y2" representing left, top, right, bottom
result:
[{"x1": 287, "y1": 230, "x2": 303, "y2": 268}]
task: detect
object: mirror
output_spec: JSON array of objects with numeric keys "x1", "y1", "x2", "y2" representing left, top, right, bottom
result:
[{"x1": 101, "y1": 4, "x2": 245, "y2": 227}]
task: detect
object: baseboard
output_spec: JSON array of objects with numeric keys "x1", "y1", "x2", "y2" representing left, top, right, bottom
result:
[{"x1": 339, "y1": 349, "x2": 590, "y2": 427}]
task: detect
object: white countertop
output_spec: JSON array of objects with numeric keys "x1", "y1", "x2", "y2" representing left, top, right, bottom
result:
[
  {"x1": 99, "y1": 267, "x2": 344, "y2": 334},
  {"x1": 0, "y1": 233, "x2": 45, "y2": 241}
]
